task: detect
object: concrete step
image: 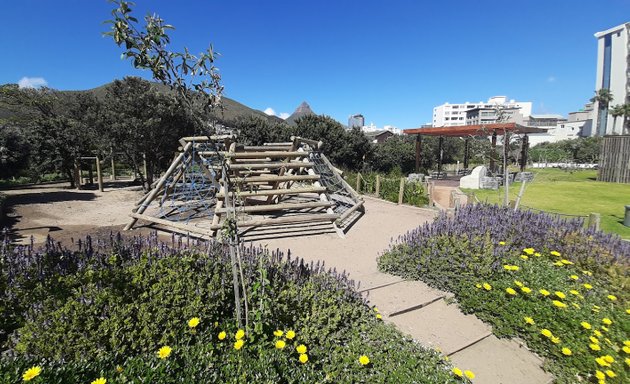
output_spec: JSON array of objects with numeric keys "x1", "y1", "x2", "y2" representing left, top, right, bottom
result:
[
  {"x1": 363, "y1": 280, "x2": 445, "y2": 317},
  {"x1": 449, "y1": 335, "x2": 553, "y2": 384},
  {"x1": 389, "y1": 299, "x2": 492, "y2": 355}
]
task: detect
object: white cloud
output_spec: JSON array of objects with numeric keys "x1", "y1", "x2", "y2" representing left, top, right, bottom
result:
[
  {"x1": 264, "y1": 107, "x2": 276, "y2": 116},
  {"x1": 279, "y1": 112, "x2": 290, "y2": 120},
  {"x1": 264, "y1": 107, "x2": 290, "y2": 120},
  {"x1": 547, "y1": 76, "x2": 556, "y2": 83},
  {"x1": 18, "y1": 76, "x2": 48, "y2": 89}
]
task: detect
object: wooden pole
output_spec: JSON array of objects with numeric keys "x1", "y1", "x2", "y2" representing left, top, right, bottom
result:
[
  {"x1": 96, "y1": 156, "x2": 104, "y2": 192},
  {"x1": 437, "y1": 136, "x2": 444, "y2": 177},
  {"x1": 375, "y1": 174, "x2": 380, "y2": 198},
  {"x1": 520, "y1": 134, "x2": 529, "y2": 171},
  {"x1": 503, "y1": 130, "x2": 509, "y2": 207},
  {"x1": 110, "y1": 150, "x2": 116, "y2": 181},
  {"x1": 74, "y1": 159, "x2": 81, "y2": 190},
  {"x1": 88, "y1": 161, "x2": 94, "y2": 185},
  {"x1": 490, "y1": 131, "x2": 497, "y2": 174},
  {"x1": 415, "y1": 134, "x2": 421, "y2": 173},
  {"x1": 514, "y1": 180, "x2": 526, "y2": 211},
  {"x1": 143, "y1": 153, "x2": 148, "y2": 182},
  {"x1": 356, "y1": 173, "x2": 361, "y2": 193},
  {"x1": 464, "y1": 138, "x2": 470, "y2": 170},
  {"x1": 398, "y1": 177, "x2": 405, "y2": 205}
]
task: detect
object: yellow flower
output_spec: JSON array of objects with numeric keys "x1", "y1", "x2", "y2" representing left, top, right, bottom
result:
[
  {"x1": 607, "y1": 295, "x2": 617, "y2": 301},
  {"x1": 275, "y1": 340, "x2": 286, "y2": 349},
  {"x1": 541, "y1": 329, "x2": 553, "y2": 338},
  {"x1": 235, "y1": 329, "x2": 245, "y2": 340},
  {"x1": 551, "y1": 336, "x2": 561, "y2": 344},
  {"x1": 583, "y1": 283, "x2": 593, "y2": 289},
  {"x1": 539, "y1": 289, "x2": 550, "y2": 296},
  {"x1": 452, "y1": 367, "x2": 463, "y2": 377},
  {"x1": 570, "y1": 275, "x2": 579, "y2": 280},
  {"x1": 286, "y1": 330, "x2": 296, "y2": 340},
  {"x1": 218, "y1": 331, "x2": 227, "y2": 340},
  {"x1": 625, "y1": 340, "x2": 630, "y2": 347},
  {"x1": 569, "y1": 290, "x2": 580, "y2": 296},
  {"x1": 524, "y1": 317, "x2": 535, "y2": 325},
  {"x1": 594, "y1": 330, "x2": 603, "y2": 337},
  {"x1": 359, "y1": 355, "x2": 370, "y2": 366},
  {"x1": 581, "y1": 322, "x2": 592, "y2": 330},
  {"x1": 602, "y1": 318, "x2": 612, "y2": 325},
  {"x1": 464, "y1": 370, "x2": 475, "y2": 379},
  {"x1": 498, "y1": 241, "x2": 506, "y2": 245},
  {"x1": 582, "y1": 270, "x2": 592, "y2": 275},
  {"x1": 234, "y1": 339, "x2": 245, "y2": 350},
  {"x1": 116, "y1": 366, "x2": 123, "y2": 373},
  {"x1": 373, "y1": 307, "x2": 379, "y2": 313},
  {"x1": 299, "y1": 353, "x2": 308, "y2": 363},
  {"x1": 590, "y1": 336, "x2": 599, "y2": 344},
  {"x1": 602, "y1": 326, "x2": 609, "y2": 332},
  {"x1": 296, "y1": 344, "x2": 307, "y2": 354},
  {"x1": 520, "y1": 255, "x2": 529, "y2": 260},
  {"x1": 483, "y1": 282, "x2": 492, "y2": 291},
  {"x1": 514, "y1": 280, "x2": 523, "y2": 287},
  {"x1": 521, "y1": 287, "x2": 532, "y2": 294},
  {"x1": 560, "y1": 259, "x2": 573, "y2": 265},
  {"x1": 475, "y1": 283, "x2": 482, "y2": 289},
  {"x1": 91, "y1": 378, "x2": 107, "y2": 384},
  {"x1": 572, "y1": 303, "x2": 581, "y2": 309},
  {"x1": 555, "y1": 291, "x2": 566, "y2": 299},
  {"x1": 626, "y1": 357, "x2": 630, "y2": 366},
  {"x1": 553, "y1": 300, "x2": 567, "y2": 309},
  {"x1": 188, "y1": 317, "x2": 200, "y2": 328},
  {"x1": 273, "y1": 330, "x2": 284, "y2": 337},
  {"x1": 376, "y1": 313, "x2": 382, "y2": 319},
  {"x1": 590, "y1": 344, "x2": 601, "y2": 351},
  {"x1": 523, "y1": 248, "x2": 535, "y2": 255},
  {"x1": 622, "y1": 346, "x2": 630, "y2": 354},
  {"x1": 595, "y1": 370, "x2": 606, "y2": 380},
  {"x1": 605, "y1": 370, "x2": 616, "y2": 378},
  {"x1": 595, "y1": 357, "x2": 610, "y2": 367},
  {"x1": 561, "y1": 347, "x2": 572, "y2": 356},
  {"x1": 553, "y1": 261, "x2": 564, "y2": 267},
  {"x1": 534, "y1": 252, "x2": 542, "y2": 257},
  {"x1": 603, "y1": 355, "x2": 614, "y2": 364},
  {"x1": 550, "y1": 250, "x2": 561, "y2": 257},
  {"x1": 22, "y1": 366, "x2": 42, "y2": 382},
  {"x1": 506, "y1": 287, "x2": 517, "y2": 295},
  {"x1": 157, "y1": 346, "x2": 172, "y2": 359},
  {"x1": 626, "y1": 308, "x2": 630, "y2": 314}
]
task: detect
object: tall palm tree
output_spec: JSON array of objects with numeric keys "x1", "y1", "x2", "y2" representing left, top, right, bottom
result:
[
  {"x1": 622, "y1": 103, "x2": 630, "y2": 135},
  {"x1": 610, "y1": 104, "x2": 625, "y2": 135},
  {"x1": 591, "y1": 88, "x2": 614, "y2": 135}
]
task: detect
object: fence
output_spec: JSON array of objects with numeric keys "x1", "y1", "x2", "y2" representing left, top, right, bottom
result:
[{"x1": 344, "y1": 172, "x2": 429, "y2": 207}]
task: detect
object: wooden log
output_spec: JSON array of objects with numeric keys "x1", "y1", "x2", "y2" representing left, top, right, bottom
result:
[
  {"x1": 236, "y1": 213, "x2": 340, "y2": 228},
  {"x1": 226, "y1": 162, "x2": 314, "y2": 170},
  {"x1": 263, "y1": 142, "x2": 293, "y2": 146},
  {"x1": 588, "y1": 212, "x2": 601, "y2": 231},
  {"x1": 217, "y1": 186, "x2": 327, "y2": 198},
  {"x1": 214, "y1": 201, "x2": 333, "y2": 214},
  {"x1": 243, "y1": 146, "x2": 293, "y2": 151},
  {"x1": 96, "y1": 156, "x2": 103, "y2": 192},
  {"x1": 398, "y1": 177, "x2": 405, "y2": 205},
  {"x1": 292, "y1": 136, "x2": 323, "y2": 148},
  {"x1": 375, "y1": 175, "x2": 380, "y2": 197},
  {"x1": 130, "y1": 212, "x2": 220, "y2": 233},
  {"x1": 210, "y1": 151, "x2": 307, "y2": 159},
  {"x1": 125, "y1": 142, "x2": 193, "y2": 230},
  {"x1": 338, "y1": 200, "x2": 365, "y2": 223},
  {"x1": 110, "y1": 149, "x2": 116, "y2": 181},
  {"x1": 356, "y1": 173, "x2": 361, "y2": 193},
  {"x1": 234, "y1": 174, "x2": 320, "y2": 183}
]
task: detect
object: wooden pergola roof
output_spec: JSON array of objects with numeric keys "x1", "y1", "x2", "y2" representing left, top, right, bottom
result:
[{"x1": 403, "y1": 123, "x2": 548, "y2": 137}]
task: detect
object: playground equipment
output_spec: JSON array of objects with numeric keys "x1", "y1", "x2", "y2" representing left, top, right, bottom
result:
[{"x1": 125, "y1": 135, "x2": 364, "y2": 239}]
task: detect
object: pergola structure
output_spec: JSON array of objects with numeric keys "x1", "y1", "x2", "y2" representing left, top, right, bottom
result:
[{"x1": 402, "y1": 123, "x2": 548, "y2": 175}]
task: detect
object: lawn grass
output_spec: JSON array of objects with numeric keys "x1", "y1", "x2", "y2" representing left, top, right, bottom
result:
[{"x1": 464, "y1": 168, "x2": 630, "y2": 238}]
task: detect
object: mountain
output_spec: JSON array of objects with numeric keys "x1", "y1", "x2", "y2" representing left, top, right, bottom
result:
[
  {"x1": 0, "y1": 80, "x2": 284, "y2": 125},
  {"x1": 284, "y1": 101, "x2": 315, "y2": 126}
]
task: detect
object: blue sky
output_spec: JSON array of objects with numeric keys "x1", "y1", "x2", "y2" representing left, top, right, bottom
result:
[{"x1": 1, "y1": 0, "x2": 629, "y2": 128}]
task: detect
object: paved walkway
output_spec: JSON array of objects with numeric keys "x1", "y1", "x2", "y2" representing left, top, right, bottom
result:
[{"x1": 256, "y1": 196, "x2": 552, "y2": 384}]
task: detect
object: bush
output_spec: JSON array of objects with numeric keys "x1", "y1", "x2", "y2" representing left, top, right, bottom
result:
[
  {"x1": 0, "y1": 233, "x2": 461, "y2": 383},
  {"x1": 344, "y1": 170, "x2": 429, "y2": 207},
  {"x1": 378, "y1": 204, "x2": 630, "y2": 383}
]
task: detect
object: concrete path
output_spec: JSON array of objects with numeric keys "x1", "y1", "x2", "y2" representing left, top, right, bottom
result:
[{"x1": 255, "y1": 196, "x2": 552, "y2": 384}]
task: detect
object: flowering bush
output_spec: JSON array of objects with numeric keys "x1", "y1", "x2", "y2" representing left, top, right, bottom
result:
[
  {"x1": 0, "y1": 233, "x2": 460, "y2": 383},
  {"x1": 379, "y1": 204, "x2": 630, "y2": 383}
]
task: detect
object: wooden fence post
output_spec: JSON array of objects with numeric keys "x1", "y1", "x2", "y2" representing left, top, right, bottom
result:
[
  {"x1": 96, "y1": 156, "x2": 104, "y2": 192},
  {"x1": 398, "y1": 177, "x2": 405, "y2": 204},
  {"x1": 375, "y1": 174, "x2": 380, "y2": 198},
  {"x1": 110, "y1": 150, "x2": 116, "y2": 181},
  {"x1": 356, "y1": 173, "x2": 361, "y2": 193},
  {"x1": 588, "y1": 213, "x2": 601, "y2": 231}
]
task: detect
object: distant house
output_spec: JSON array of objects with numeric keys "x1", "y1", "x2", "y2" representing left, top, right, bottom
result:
[{"x1": 365, "y1": 130, "x2": 394, "y2": 144}]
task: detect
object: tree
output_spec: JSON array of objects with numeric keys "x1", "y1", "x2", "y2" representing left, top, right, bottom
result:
[
  {"x1": 591, "y1": 88, "x2": 614, "y2": 136},
  {"x1": 610, "y1": 104, "x2": 625, "y2": 135},
  {"x1": 622, "y1": 104, "x2": 630, "y2": 134}
]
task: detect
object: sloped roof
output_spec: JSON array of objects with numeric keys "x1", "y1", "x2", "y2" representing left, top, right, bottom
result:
[{"x1": 403, "y1": 123, "x2": 548, "y2": 137}]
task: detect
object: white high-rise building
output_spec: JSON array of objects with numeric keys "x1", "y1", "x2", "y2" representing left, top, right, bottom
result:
[
  {"x1": 432, "y1": 96, "x2": 532, "y2": 127},
  {"x1": 592, "y1": 22, "x2": 630, "y2": 136}
]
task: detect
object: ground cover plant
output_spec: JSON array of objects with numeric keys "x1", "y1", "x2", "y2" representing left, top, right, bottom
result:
[
  {"x1": 464, "y1": 168, "x2": 630, "y2": 238},
  {"x1": 378, "y1": 204, "x2": 630, "y2": 383},
  {"x1": 0, "y1": 233, "x2": 466, "y2": 383},
  {"x1": 344, "y1": 170, "x2": 429, "y2": 207}
]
